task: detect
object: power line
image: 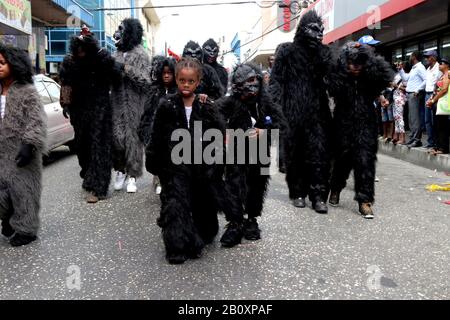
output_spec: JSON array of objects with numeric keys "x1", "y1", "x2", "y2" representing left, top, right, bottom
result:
[{"x1": 89, "y1": 1, "x2": 282, "y2": 11}]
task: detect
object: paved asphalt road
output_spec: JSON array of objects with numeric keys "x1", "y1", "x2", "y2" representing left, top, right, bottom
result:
[{"x1": 0, "y1": 148, "x2": 448, "y2": 299}]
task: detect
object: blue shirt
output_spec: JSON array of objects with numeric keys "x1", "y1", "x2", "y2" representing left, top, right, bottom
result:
[{"x1": 400, "y1": 62, "x2": 427, "y2": 93}]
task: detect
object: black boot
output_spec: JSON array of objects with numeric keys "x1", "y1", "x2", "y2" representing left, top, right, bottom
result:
[
  {"x1": 313, "y1": 201, "x2": 328, "y2": 214},
  {"x1": 328, "y1": 191, "x2": 340, "y2": 207},
  {"x1": 293, "y1": 197, "x2": 306, "y2": 208},
  {"x1": 10, "y1": 233, "x2": 37, "y2": 247},
  {"x1": 1, "y1": 219, "x2": 15, "y2": 238},
  {"x1": 243, "y1": 218, "x2": 261, "y2": 240},
  {"x1": 220, "y1": 221, "x2": 243, "y2": 248}
]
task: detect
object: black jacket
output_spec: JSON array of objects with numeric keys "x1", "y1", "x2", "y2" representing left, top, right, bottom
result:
[{"x1": 145, "y1": 93, "x2": 226, "y2": 178}]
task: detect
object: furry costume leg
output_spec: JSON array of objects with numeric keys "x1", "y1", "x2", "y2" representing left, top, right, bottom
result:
[
  {"x1": 330, "y1": 149, "x2": 353, "y2": 194},
  {"x1": 159, "y1": 173, "x2": 204, "y2": 262},
  {"x1": 245, "y1": 165, "x2": 270, "y2": 218},
  {"x1": 191, "y1": 184, "x2": 219, "y2": 244},
  {"x1": 8, "y1": 170, "x2": 41, "y2": 236}
]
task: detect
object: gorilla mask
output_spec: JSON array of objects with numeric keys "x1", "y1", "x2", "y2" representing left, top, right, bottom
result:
[
  {"x1": 294, "y1": 10, "x2": 324, "y2": 46},
  {"x1": 113, "y1": 23, "x2": 125, "y2": 49},
  {"x1": 113, "y1": 18, "x2": 143, "y2": 52},
  {"x1": 341, "y1": 42, "x2": 370, "y2": 77},
  {"x1": 232, "y1": 64, "x2": 262, "y2": 102},
  {"x1": 183, "y1": 41, "x2": 203, "y2": 62},
  {"x1": 203, "y1": 39, "x2": 219, "y2": 64}
]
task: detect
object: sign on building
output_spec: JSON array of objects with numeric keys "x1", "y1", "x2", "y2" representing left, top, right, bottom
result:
[
  {"x1": 277, "y1": 0, "x2": 297, "y2": 33},
  {"x1": 0, "y1": 0, "x2": 32, "y2": 35}
]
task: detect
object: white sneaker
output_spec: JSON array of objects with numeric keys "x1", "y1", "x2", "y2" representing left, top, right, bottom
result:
[
  {"x1": 375, "y1": 176, "x2": 380, "y2": 182},
  {"x1": 155, "y1": 184, "x2": 162, "y2": 195},
  {"x1": 114, "y1": 171, "x2": 127, "y2": 191},
  {"x1": 127, "y1": 177, "x2": 137, "y2": 193}
]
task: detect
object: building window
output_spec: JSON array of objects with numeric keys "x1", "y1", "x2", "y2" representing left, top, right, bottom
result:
[
  {"x1": 50, "y1": 42, "x2": 66, "y2": 55},
  {"x1": 405, "y1": 44, "x2": 418, "y2": 57},
  {"x1": 423, "y1": 39, "x2": 438, "y2": 53},
  {"x1": 392, "y1": 47, "x2": 402, "y2": 63},
  {"x1": 441, "y1": 36, "x2": 450, "y2": 59}
]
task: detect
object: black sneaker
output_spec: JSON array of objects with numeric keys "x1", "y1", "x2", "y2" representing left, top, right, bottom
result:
[
  {"x1": 9, "y1": 233, "x2": 37, "y2": 247},
  {"x1": 313, "y1": 201, "x2": 328, "y2": 214},
  {"x1": 220, "y1": 222, "x2": 243, "y2": 247},
  {"x1": 328, "y1": 192, "x2": 340, "y2": 207},
  {"x1": 243, "y1": 218, "x2": 261, "y2": 240},
  {"x1": 293, "y1": 197, "x2": 306, "y2": 208}
]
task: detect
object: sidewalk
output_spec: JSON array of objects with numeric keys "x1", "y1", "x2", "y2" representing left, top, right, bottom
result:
[{"x1": 378, "y1": 138, "x2": 449, "y2": 172}]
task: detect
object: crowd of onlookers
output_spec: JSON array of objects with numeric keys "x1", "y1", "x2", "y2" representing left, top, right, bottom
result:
[{"x1": 379, "y1": 50, "x2": 450, "y2": 155}]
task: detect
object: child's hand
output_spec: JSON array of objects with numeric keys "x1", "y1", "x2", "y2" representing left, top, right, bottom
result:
[
  {"x1": 249, "y1": 128, "x2": 264, "y2": 139},
  {"x1": 198, "y1": 94, "x2": 208, "y2": 103}
]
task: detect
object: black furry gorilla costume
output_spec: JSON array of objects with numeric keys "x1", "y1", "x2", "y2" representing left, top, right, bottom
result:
[
  {"x1": 203, "y1": 38, "x2": 228, "y2": 90},
  {"x1": 138, "y1": 57, "x2": 177, "y2": 146},
  {"x1": 327, "y1": 42, "x2": 393, "y2": 217},
  {"x1": 182, "y1": 41, "x2": 224, "y2": 99},
  {"x1": 145, "y1": 68, "x2": 235, "y2": 263},
  {"x1": 217, "y1": 63, "x2": 286, "y2": 247},
  {"x1": 269, "y1": 10, "x2": 332, "y2": 213},
  {"x1": 59, "y1": 31, "x2": 120, "y2": 199}
]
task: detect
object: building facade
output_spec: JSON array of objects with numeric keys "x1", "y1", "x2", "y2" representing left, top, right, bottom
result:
[{"x1": 304, "y1": 0, "x2": 450, "y2": 63}]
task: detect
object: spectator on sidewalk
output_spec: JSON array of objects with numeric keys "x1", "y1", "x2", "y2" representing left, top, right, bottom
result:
[
  {"x1": 423, "y1": 50, "x2": 442, "y2": 149},
  {"x1": 426, "y1": 57, "x2": 450, "y2": 155},
  {"x1": 399, "y1": 51, "x2": 427, "y2": 148},
  {"x1": 381, "y1": 82, "x2": 395, "y2": 143},
  {"x1": 392, "y1": 71, "x2": 407, "y2": 144}
]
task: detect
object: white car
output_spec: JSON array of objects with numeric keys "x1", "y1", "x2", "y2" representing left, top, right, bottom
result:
[{"x1": 33, "y1": 74, "x2": 75, "y2": 151}]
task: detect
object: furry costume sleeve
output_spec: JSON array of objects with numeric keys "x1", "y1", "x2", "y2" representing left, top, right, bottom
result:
[
  {"x1": 199, "y1": 64, "x2": 225, "y2": 100},
  {"x1": 145, "y1": 96, "x2": 173, "y2": 175},
  {"x1": 268, "y1": 43, "x2": 291, "y2": 106},
  {"x1": 118, "y1": 45, "x2": 152, "y2": 92},
  {"x1": 21, "y1": 84, "x2": 47, "y2": 153}
]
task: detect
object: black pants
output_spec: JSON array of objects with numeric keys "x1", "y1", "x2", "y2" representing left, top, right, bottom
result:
[
  {"x1": 225, "y1": 164, "x2": 270, "y2": 222},
  {"x1": 436, "y1": 115, "x2": 450, "y2": 153},
  {"x1": 330, "y1": 145, "x2": 377, "y2": 204}
]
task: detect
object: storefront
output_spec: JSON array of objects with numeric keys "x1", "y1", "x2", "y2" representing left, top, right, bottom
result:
[{"x1": 305, "y1": 0, "x2": 450, "y2": 62}]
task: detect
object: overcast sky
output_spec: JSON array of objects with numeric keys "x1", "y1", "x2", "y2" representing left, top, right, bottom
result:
[{"x1": 149, "y1": 0, "x2": 261, "y2": 55}]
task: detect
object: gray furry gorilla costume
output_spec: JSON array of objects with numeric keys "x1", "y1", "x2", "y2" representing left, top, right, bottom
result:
[
  {"x1": 111, "y1": 18, "x2": 152, "y2": 179},
  {"x1": 269, "y1": 10, "x2": 332, "y2": 213},
  {"x1": 0, "y1": 44, "x2": 46, "y2": 246}
]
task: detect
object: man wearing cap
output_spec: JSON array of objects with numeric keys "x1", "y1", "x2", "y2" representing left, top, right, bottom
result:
[
  {"x1": 358, "y1": 35, "x2": 381, "y2": 47},
  {"x1": 399, "y1": 51, "x2": 427, "y2": 148},
  {"x1": 423, "y1": 50, "x2": 442, "y2": 149}
]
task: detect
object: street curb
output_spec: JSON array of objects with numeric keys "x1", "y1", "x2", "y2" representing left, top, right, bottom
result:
[{"x1": 378, "y1": 140, "x2": 449, "y2": 172}]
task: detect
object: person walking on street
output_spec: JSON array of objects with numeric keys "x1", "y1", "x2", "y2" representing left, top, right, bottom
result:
[
  {"x1": 399, "y1": 51, "x2": 427, "y2": 148},
  {"x1": 0, "y1": 44, "x2": 47, "y2": 246}
]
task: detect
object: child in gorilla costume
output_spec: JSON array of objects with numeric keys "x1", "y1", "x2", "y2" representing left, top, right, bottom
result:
[
  {"x1": 269, "y1": 10, "x2": 332, "y2": 213},
  {"x1": 202, "y1": 38, "x2": 228, "y2": 91},
  {"x1": 111, "y1": 18, "x2": 153, "y2": 193},
  {"x1": 0, "y1": 44, "x2": 46, "y2": 246},
  {"x1": 145, "y1": 58, "x2": 234, "y2": 264},
  {"x1": 328, "y1": 42, "x2": 393, "y2": 218},
  {"x1": 138, "y1": 57, "x2": 177, "y2": 195},
  {"x1": 182, "y1": 41, "x2": 224, "y2": 100},
  {"x1": 217, "y1": 63, "x2": 286, "y2": 247},
  {"x1": 59, "y1": 27, "x2": 120, "y2": 203}
]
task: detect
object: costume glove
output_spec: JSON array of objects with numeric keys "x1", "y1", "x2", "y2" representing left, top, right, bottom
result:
[{"x1": 15, "y1": 144, "x2": 35, "y2": 167}]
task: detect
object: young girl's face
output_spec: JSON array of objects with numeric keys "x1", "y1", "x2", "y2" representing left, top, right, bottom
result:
[
  {"x1": 0, "y1": 53, "x2": 11, "y2": 81},
  {"x1": 176, "y1": 67, "x2": 200, "y2": 98},
  {"x1": 162, "y1": 66, "x2": 174, "y2": 86}
]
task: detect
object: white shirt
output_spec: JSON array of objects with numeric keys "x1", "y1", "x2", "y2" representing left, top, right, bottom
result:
[
  {"x1": 185, "y1": 106, "x2": 192, "y2": 128},
  {"x1": 425, "y1": 62, "x2": 442, "y2": 92},
  {"x1": 399, "y1": 62, "x2": 427, "y2": 93},
  {"x1": 0, "y1": 95, "x2": 6, "y2": 119}
]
